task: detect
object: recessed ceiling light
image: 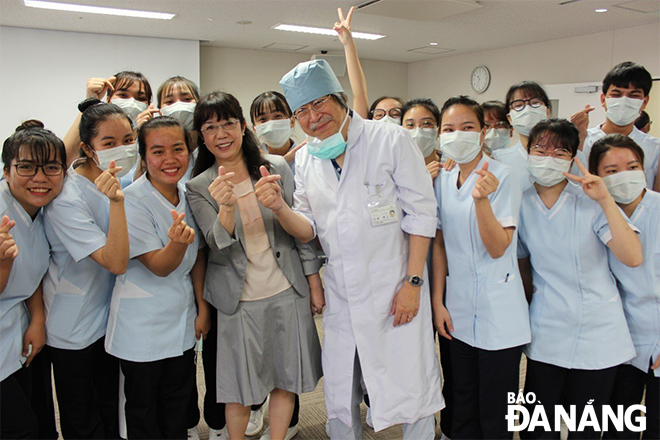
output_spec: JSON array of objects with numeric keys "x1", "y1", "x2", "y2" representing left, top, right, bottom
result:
[
  {"x1": 273, "y1": 24, "x2": 385, "y2": 41},
  {"x1": 430, "y1": 42, "x2": 438, "y2": 46},
  {"x1": 207, "y1": 18, "x2": 214, "y2": 21},
  {"x1": 23, "y1": 0, "x2": 175, "y2": 19},
  {"x1": 595, "y1": 8, "x2": 608, "y2": 12}
]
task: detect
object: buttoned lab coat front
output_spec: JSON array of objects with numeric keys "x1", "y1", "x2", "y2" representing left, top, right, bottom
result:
[{"x1": 292, "y1": 113, "x2": 444, "y2": 432}]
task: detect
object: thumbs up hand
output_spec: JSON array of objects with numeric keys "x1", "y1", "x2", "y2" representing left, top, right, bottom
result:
[
  {"x1": 472, "y1": 161, "x2": 499, "y2": 200},
  {"x1": 254, "y1": 165, "x2": 284, "y2": 211},
  {"x1": 208, "y1": 166, "x2": 236, "y2": 207}
]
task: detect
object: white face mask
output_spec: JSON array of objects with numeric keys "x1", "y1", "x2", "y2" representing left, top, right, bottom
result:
[
  {"x1": 410, "y1": 127, "x2": 438, "y2": 157},
  {"x1": 255, "y1": 119, "x2": 293, "y2": 148},
  {"x1": 160, "y1": 101, "x2": 196, "y2": 131},
  {"x1": 605, "y1": 97, "x2": 644, "y2": 127},
  {"x1": 527, "y1": 155, "x2": 571, "y2": 187},
  {"x1": 509, "y1": 105, "x2": 548, "y2": 136},
  {"x1": 440, "y1": 130, "x2": 482, "y2": 164},
  {"x1": 603, "y1": 170, "x2": 646, "y2": 204},
  {"x1": 111, "y1": 97, "x2": 148, "y2": 122},
  {"x1": 484, "y1": 128, "x2": 511, "y2": 153},
  {"x1": 93, "y1": 143, "x2": 138, "y2": 178},
  {"x1": 376, "y1": 115, "x2": 401, "y2": 125}
]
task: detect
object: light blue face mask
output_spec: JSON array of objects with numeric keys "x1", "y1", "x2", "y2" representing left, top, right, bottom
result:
[{"x1": 307, "y1": 112, "x2": 349, "y2": 160}]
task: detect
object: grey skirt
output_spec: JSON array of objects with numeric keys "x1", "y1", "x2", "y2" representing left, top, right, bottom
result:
[{"x1": 216, "y1": 287, "x2": 323, "y2": 405}]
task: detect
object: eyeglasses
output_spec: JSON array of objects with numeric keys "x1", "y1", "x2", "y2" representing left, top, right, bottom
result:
[
  {"x1": 293, "y1": 96, "x2": 332, "y2": 120},
  {"x1": 200, "y1": 119, "x2": 240, "y2": 136},
  {"x1": 403, "y1": 119, "x2": 437, "y2": 130},
  {"x1": 13, "y1": 162, "x2": 64, "y2": 177},
  {"x1": 372, "y1": 108, "x2": 402, "y2": 120},
  {"x1": 510, "y1": 97, "x2": 545, "y2": 112},
  {"x1": 485, "y1": 121, "x2": 509, "y2": 129},
  {"x1": 529, "y1": 145, "x2": 572, "y2": 162}
]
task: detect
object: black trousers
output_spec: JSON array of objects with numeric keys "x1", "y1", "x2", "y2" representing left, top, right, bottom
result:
[
  {"x1": 450, "y1": 337, "x2": 523, "y2": 439},
  {"x1": 603, "y1": 362, "x2": 659, "y2": 440},
  {"x1": 0, "y1": 367, "x2": 38, "y2": 439},
  {"x1": 186, "y1": 305, "x2": 300, "y2": 430},
  {"x1": 50, "y1": 337, "x2": 120, "y2": 439},
  {"x1": 439, "y1": 331, "x2": 454, "y2": 438},
  {"x1": 29, "y1": 347, "x2": 58, "y2": 439},
  {"x1": 121, "y1": 349, "x2": 195, "y2": 439},
  {"x1": 522, "y1": 358, "x2": 617, "y2": 440}
]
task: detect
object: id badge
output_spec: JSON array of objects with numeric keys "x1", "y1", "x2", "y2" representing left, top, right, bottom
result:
[{"x1": 365, "y1": 182, "x2": 398, "y2": 226}]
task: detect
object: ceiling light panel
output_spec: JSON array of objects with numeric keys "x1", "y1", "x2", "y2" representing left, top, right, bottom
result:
[
  {"x1": 23, "y1": 0, "x2": 175, "y2": 20},
  {"x1": 273, "y1": 24, "x2": 385, "y2": 40}
]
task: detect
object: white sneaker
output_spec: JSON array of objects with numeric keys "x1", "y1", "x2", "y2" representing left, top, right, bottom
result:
[
  {"x1": 440, "y1": 434, "x2": 451, "y2": 440},
  {"x1": 246, "y1": 396, "x2": 269, "y2": 437},
  {"x1": 209, "y1": 427, "x2": 229, "y2": 440},
  {"x1": 325, "y1": 419, "x2": 330, "y2": 436},
  {"x1": 260, "y1": 424, "x2": 299, "y2": 440},
  {"x1": 366, "y1": 408, "x2": 373, "y2": 428},
  {"x1": 187, "y1": 427, "x2": 200, "y2": 440}
]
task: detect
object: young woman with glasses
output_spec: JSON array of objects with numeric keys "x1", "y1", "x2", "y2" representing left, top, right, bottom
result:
[
  {"x1": 0, "y1": 121, "x2": 66, "y2": 439},
  {"x1": 517, "y1": 119, "x2": 642, "y2": 439}
]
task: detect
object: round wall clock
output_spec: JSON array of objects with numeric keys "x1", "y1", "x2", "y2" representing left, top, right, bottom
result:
[{"x1": 471, "y1": 65, "x2": 491, "y2": 94}]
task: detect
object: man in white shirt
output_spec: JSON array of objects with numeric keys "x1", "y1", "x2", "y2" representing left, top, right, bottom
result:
[{"x1": 572, "y1": 61, "x2": 659, "y2": 191}]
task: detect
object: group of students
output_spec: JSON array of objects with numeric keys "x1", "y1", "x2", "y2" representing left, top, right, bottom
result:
[{"x1": 1, "y1": 7, "x2": 659, "y2": 440}]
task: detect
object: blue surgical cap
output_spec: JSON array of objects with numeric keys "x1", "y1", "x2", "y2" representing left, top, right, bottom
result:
[{"x1": 280, "y1": 59, "x2": 344, "y2": 112}]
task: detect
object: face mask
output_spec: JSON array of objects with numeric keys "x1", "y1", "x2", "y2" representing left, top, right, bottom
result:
[
  {"x1": 255, "y1": 119, "x2": 293, "y2": 148},
  {"x1": 440, "y1": 130, "x2": 482, "y2": 164},
  {"x1": 93, "y1": 143, "x2": 138, "y2": 178},
  {"x1": 527, "y1": 155, "x2": 571, "y2": 187},
  {"x1": 376, "y1": 115, "x2": 401, "y2": 125},
  {"x1": 483, "y1": 128, "x2": 510, "y2": 153},
  {"x1": 603, "y1": 170, "x2": 646, "y2": 204},
  {"x1": 410, "y1": 127, "x2": 438, "y2": 157},
  {"x1": 605, "y1": 97, "x2": 644, "y2": 127},
  {"x1": 509, "y1": 105, "x2": 548, "y2": 136},
  {"x1": 160, "y1": 101, "x2": 196, "y2": 131},
  {"x1": 307, "y1": 112, "x2": 349, "y2": 160},
  {"x1": 111, "y1": 97, "x2": 148, "y2": 122}
]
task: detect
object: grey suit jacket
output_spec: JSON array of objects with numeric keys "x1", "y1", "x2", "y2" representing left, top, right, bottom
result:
[{"x1": 186, "y1": 154, "x2": 322, "y2": 315}]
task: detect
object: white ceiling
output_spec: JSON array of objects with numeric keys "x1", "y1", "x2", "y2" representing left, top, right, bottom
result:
[{"x1": 1, "y1": 0, "x2": 658, "y2": 63}]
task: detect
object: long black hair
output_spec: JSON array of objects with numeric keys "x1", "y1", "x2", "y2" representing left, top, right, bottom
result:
[{"x1": 192, "y1": 91, "x2": 269, "y2": 180}]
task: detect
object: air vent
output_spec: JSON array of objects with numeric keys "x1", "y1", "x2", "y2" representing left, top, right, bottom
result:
[
  {"x1": 262, "y1": 43, "x2": 308, "y2": 52},
  {"x1": 407, "y1": 45, "x2": 454, "y2": 55}
]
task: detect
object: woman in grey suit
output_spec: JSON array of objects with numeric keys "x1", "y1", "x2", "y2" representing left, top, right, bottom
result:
[{"x1": 185, "y1": 91, "x2": 323, "y2": 440}]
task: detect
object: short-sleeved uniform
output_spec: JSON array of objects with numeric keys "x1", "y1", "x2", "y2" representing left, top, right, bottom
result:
[
  {"x1": 105, "y1": 174, "x2": 199, "y2": 362},
  {"x1": 435, "y1": 155, "x2": 531, "y2": 350},
  {"x1": 518, "y1": 183, "x2": 636, "y2": 369},
  {"x1": 0, "y1": 182, "x2": 49, "y2": 382},
  {"x1": 608, "y1": 190, "x2": 660, "y2": 376},
  {"x1": 582, "y1": 126, "x2": 660, "y2": 189},
  {"x1": 43, "y1": 167, "x2": 115, "y2": 349},
  {"x1": 491, "y1": 141, "x2": 533, "y2": 193}
]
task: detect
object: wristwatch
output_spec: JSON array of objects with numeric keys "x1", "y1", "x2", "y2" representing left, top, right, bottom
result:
[{"x1": 404, "y1": 274, "x2": 424, "y2": 287}]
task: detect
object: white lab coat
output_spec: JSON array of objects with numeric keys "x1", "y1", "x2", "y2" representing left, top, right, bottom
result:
[{"x1": 293, "y1": 112, "x2": 444, "y2": 431}]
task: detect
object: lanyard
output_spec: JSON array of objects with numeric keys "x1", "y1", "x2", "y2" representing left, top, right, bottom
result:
[{"x1": 331, "y1": 159, "x2": 342, "y2": 179}]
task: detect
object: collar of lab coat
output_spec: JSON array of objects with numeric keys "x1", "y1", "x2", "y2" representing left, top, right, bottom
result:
[{"x1": 317, "y1": 110, "x2": 365, "y2": 190}]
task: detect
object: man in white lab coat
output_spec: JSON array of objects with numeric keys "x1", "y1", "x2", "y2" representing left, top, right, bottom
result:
[{"x1": 253, "y1": 59, "x2": 444, "y2": 440}]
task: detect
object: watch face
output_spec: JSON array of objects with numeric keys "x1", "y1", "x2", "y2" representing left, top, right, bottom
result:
[{"x1": 410, "y1": 275, "x2": 422, "y2": 286}]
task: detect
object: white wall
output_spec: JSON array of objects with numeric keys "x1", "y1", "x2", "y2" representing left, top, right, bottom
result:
[
  {"x1": 407, "y1": 22, "x2": 660, "y2": 126},
  {"x1": 200, "y1": 45, "x2": 408, "y2": 138},
  {"x1": 0, "y1": 26, "x2": 200, "y2": 142}
]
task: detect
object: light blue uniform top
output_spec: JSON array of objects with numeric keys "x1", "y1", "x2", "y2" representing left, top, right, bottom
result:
[
  {"x1": 435, "y1": 155, "x2": 531, "y2": 350},
  {"x1": 608, "y1": 190, "x2": 660, "y2": 377},
  {"x1": 491, "y1": 141, "x2": 533, "y2": 193},
  {"x1": 43, "y1": 166, "x2": 115, "y2": 350},
  {"x1": 0, "y1": 182, "x2": 49, "y2": 381},
  {"x1": 518, "y1": 183, "x2": 637, "y2": 370},
  {"x1": 105, "y1": 174, "x2": 199, "y2": 362},
  {"x1": 259, "y1": 140, "x2": 297, "y2": 175}
]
